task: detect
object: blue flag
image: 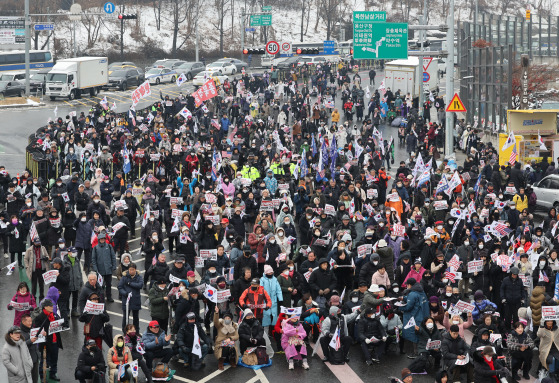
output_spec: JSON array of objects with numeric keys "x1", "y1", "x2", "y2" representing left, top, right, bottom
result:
[
  {"x1": 555, "y1": 273, "x2": 559, "y2": 300},
  {"x1": 122, "y1": 147, "x2": 131, "y2": 174},
  {"x1": 321, "y1": 139, "x2": 329, "y2": 168},
  {"x1": 329, "y1": 136, "x2": 337, "y2": 160},
  {"x1": 330, "y1": 150, "x2": 337, "y2": 176},
  {"x1": 311, "y1": 135, "x2": 317, "y2": 157}
]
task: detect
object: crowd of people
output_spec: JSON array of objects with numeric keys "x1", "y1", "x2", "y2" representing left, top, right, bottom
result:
[{"x1": 1, "y1": 58, "x2": 557, "y2": 383}]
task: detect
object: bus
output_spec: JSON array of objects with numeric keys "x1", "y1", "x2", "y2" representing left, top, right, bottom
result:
[{"x1": 0, "y1": 50, "x2": 54, "y2": 72}]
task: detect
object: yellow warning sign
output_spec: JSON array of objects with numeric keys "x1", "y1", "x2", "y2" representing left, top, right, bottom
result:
[{"x1": 446, "y1": 93, "x2": 467, "y2": 112}]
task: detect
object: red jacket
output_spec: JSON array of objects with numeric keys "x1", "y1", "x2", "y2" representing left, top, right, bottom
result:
[{"x1": 239, "y1": 285, "x2": 272, "y2": 319}]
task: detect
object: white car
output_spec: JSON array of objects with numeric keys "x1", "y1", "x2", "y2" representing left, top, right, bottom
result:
[
  {"x1": 206, "y1": 61, "x2": 237, "y2": 75},
  {"x1": 192, "y1": 71, "x2": 228, "y2": 87},
  {"x1": 297, "y1": 56, "x2": 328, "y2": 66},
  {"x1": 145, "y1": 68, "x2": 176, "y2": 85}
]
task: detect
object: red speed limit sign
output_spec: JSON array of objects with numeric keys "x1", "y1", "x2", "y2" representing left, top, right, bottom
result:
[{"x1": 266, "y1": 40, "x2": 280, "y2": 55}]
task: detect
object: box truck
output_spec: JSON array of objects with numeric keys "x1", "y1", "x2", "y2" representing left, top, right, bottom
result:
[
  {"x1": 383, "y1": 57, "x2": 439, "y2": 98},
  {"x1": 45, "y1": 57, "x2": 108, "y2": 100}
]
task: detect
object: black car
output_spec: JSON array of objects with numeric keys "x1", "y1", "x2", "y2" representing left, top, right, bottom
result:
[
  {"x1": 29, "y1": 68, "x2": 51, "y2": 94},
  {"x1": 276, "y1": 56, "x2": 300, "y2": 70},
  {"x1": 105, "y1": 68, "x2": 144, "y2": 91},
  {"x1": 174, "y1": 61, "x2": 205, "y2": 80},
  {"x1": 0, "y1": 80, "x2": 25, "y2": 98}
]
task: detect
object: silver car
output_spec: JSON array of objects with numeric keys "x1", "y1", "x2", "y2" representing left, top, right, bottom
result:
[{"x1": 532, "y1": 174, "x2": 559, "y2": 209}]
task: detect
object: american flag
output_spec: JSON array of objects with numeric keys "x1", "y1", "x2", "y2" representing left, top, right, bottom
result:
[
  {"x1": 29, "y1": 222, "x2": 39, "y2": 243},
  {"x1": 509, "y1": 144, "x2": 517, "y2": 165},
  {"x1": 491, "y1": 221, "x2": 513, "y2": 237},
  {"x1": 539, "y1": 271, "x2": 550, "y2": 283},
  {"x1": 524, "y1": 225, "x2": 530, "y2": 234},
  {"x1": 444, "y1": 270, "x2": 457, "y2": 283},
  {"x1": 329, "y1": 326, "x2": 341, "y2": 351},
  {"x1": 447, "y1": 254, "x2": 462, "y2": 271}
]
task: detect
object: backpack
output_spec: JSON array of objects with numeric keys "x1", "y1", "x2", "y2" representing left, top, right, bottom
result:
[{"x1": 152, "y1": 362, "x2": 170, "y2": 379}]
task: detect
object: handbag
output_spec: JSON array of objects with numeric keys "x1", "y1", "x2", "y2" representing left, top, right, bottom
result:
[
  {"x1": 255, "y1": 346, "x2": 269, "y2": 365},
  {"x1": 83, "y1": 316, "x2": 94, "y2": 335}
]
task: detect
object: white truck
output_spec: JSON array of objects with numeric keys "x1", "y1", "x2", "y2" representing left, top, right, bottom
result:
[
  {"x1": 383, "y1": 57, "x2": 439, "y2": 98},
  {"x1": 45, "y1": 57, "x2": 108, "y2": 100}
]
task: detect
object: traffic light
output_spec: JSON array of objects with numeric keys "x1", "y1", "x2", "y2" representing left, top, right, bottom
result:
[
  {"x1": 350, "y1": 48, "x2": 354, "y2": 55},
  {"x1": 243, "y1": 47, "x2": 265, "y2": 54},
  {"x1": 118, "y1": 14, "x2": 137, "y2": 20},
  {"x1": 296, "y1": 48, "x2": 319, "y2": 54}
]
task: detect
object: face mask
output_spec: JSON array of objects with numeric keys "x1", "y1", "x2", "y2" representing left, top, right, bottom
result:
[
  {"x1": 11, "y1": 219, "x2": 17, "y2": 224},
  {"x1": 426, "y1": 323, "x2": 434, "y2": 329},
  {"x1": 59, "y1": 244, "x2": 65, "y2": 248},
  {"x1": 452, "y1": 320, "x2": 460, "y2": 325},
  {"x1": 436, "y1": 225, "x2": 443, "y2": 230},
  {"x1": 485, "y1": 355, "x2": 492, "y2": 361},
  {"x1": 373, "y1": 261, "x2": 379, "y2": 266},
  {"x1": 117, "y1": 341, "x2": 124, "y2": 347},
  {"x1": 269, "y1": 239, "x2": 276, "y2": 244},
  {"x1": 128, "y1": 331, "x2": 136, "y2": 337},
  {"x1": 289, "y1": 267, "x2": 294, "y2": 271},
  {"x1": 26, "y1": 202, "x2": 32, "y2": 207},
  {"x1": 282, "y1": 270, "x2": 289, "y2": 276},
  {"x1": 208, "y1": 269, "x2": 216, "y2": 274},
  {"x1": 150, "y1": 217, "x2": 155, "y2": 222},
  {"x1": 393, "y1": 287, "x2": 399, "y2": 293},
  {"x1": 94, "y1": 199, "x2": 99, "y2": 204},
  {"x1": 278, "y1": 232, "x2": 284, "y2": 237},
  {"x1": 251, "y1": 286, "x2": 258, "y2": 291},
  {"x1": 379, "y1": 223, "x2": 384, "y2": 227},
  {"x1": 479, "y1": 245, "x2": 484, "y2": 249},
  {"x1": 352, "y1": 297, "x2": 358, "y2": 303},
  {"x1": 306, "y1": 215, "x2": 312, "y2": 219},
  {"x1": 57, "y1": 183, "x2": 62, "y2": 186},
  {"x1": 464, "y1": 241, "x2": 469, "y2": 246},
  {"x1": 540, "y1": 261, "x2": 546, "y2": 268},
  {"x1": 446, "y1": 292, "x2": 452, "y2": 297},
  {"x1": 224, "y1": 319, "x2": 232, "y2": 325},
  {"x1": 158, "y1": 285, "x2": 165, "y2": 290}
]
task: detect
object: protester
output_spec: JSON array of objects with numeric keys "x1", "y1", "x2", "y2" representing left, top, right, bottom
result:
[{"x1": 1, "y1": 326, "x2": 33, "y2": 383}]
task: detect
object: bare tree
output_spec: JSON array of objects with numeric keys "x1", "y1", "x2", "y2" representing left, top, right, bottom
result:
[
  {"x1": 212, "y1": 0, "x2": 231, "y2": 54},
  {"x1": 80, "y1": 0, "x2": 105, "y2": 49},
  {"x1": 153, "y1": 0, "x2": 163, "y2": 30}
]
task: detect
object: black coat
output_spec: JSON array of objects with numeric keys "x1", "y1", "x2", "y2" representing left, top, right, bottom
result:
[
  {"x1": 472, "y1": 351, "x2": 508, "y2": 383},
  {"x1": 500, "y1": 275, "x2": 526, "y2": 302},
  {"x1": 234, "y1": 255, "x2": 258, "y2": 281},
  {"x1": 175, "y1": 322, "x2": 211, "y2": 351},
  {"x1": 357, "y1": 316, "x2": 387, "y2": 342},
  {"x1": 76, "y1": 345, "x2": 106, "y2": 374},
  {"x1": 78, "y1": 282, "x2": 104, "y2": 313},
  {"x1": 308, "y1": 266, "x2": 337, "y2": 297},
  {"x1": 441, "y1": 332, "x2": 468, "y2": 367},
  {"x1": 33, "y1": 310, "x2": 63, "y2": 349},
  {"x1": 52, "y1": 265, "x2": 71, "y2": 300},
  {"x1": 79, "y1": 310, "x2": 110, "y2": 338}
]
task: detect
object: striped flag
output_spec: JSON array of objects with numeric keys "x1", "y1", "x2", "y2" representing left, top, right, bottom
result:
[
  {"x1": 329, "y1": 326, "x2": 341, "y2": 351},
  {"x1": 29, "y1": 222, "x2": 39, "y2": 243},
  {"x1": 509, "y1": 144, "x2": 517, "y2": 165},
  {"x1": 540, "y1": 271, "x2": 550, "y2": 283},
  {"x1": 444, "y1": 270, "x2": 457, "y2": 283}
]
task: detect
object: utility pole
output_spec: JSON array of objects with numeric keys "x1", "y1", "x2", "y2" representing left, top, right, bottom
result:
[
  {"x1": 240, "y1": 8, "x2": 245, "y2": 58},
  {"x1": 445, "y1": 0, "x2": 455, "y2": 157},
  {"x1": 417, "y1": 0, "x2": 428, "y2": 116},
  {"x1": 195, "y1": 1, "x2": 199, "y2": 62},
  {"x1": 24, "y1": 0, "x2": 30, "y2": 96},
  {"x1": 120, "y1": 4, "x2": 124, "y2": 60}
]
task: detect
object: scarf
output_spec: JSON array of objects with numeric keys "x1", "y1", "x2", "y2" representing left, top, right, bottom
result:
[
  {"x1": 220, "y1": 320, "x2": 235, "y2": 335},
  {"x1": 44, "y1": 309, "x2": 57, "y2": 343}
]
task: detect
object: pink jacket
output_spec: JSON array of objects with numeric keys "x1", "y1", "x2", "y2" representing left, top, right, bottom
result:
[
  {"x1": 8, "y1": 291, "x2": 37, "y2": 326},
  {"x1": 442, "y1": 314, "x2": 474, "y2": 338},
  {"x1": 280, "y1": 320, "x2": 308, "y2": 360},
  {"x1": 371, "y1": 271, "x2": 391, "y2": 288},
  {"x1": 221, "y1": 181, "x2": 235, "y2": 198},
  {"x1": 402, "y1": 267, "x2": 426, "y2": 287}
]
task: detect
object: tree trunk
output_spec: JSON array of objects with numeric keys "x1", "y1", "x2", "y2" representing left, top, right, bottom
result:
[
  {"x1": 220, "y1": 0, "x2": 225, "y2": 54},
  {"x1": 300, "y1": 1, "x2": 304, "y2": 42},
  {"x1": 172, "y1": 0, "x2": 178, "y2": 55}
]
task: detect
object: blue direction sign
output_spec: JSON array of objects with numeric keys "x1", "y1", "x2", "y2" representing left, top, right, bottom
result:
[
  {"x1": 323, "y1": 40, "x2": 335, "y2": 54},
  {"x1": 245, "y1": 27, "x2": 256, "y2": 32},
  {"x1": 34, "y1": 24, "x2": 54, "y2": 31},
  {"x1": 104, "y1": 2, "x2": 116, "y2": 14}
]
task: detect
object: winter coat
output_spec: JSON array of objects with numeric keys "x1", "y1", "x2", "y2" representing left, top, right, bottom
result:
[
  {"x1": 277, "y1": 274, "x2": 294, "y2": 307},
  {"x1": 531, "y1": 285, "x2": 558, "y2": 327},
  {"x1": 538, "y1": 323, "x2": 559, "y2": 369},
  {"x1": 358, "y1": 315, "x2": 387, "y2": 342},
  {"x1": 63, "y1": 255, "x2": 83, "y2": 292},
  {"x1": 107, "y1": 334, "x2": 133, "y2": 383},
  {"x1": 441, "y1": 331, "x2": 469, "y2": 368},
  {"x1": 416, "y1": 323, "x2": 442, "y2": 354},
  {"x1": 74, "y1": 219, "x2": 93, "y2": 249},
  {"x1": 471, "y1": 299, "x2": 498, "y2": 322},
  {"x1": 281, "y1": 321, "x2": 308, "y2": 360},
  {"x1": 24, "y1": 245, "x2": 50, "y2": 281},
  {"x1": 1, "y1": 336, "x2": 33, "y2": 383},
  {"x1": 78, "y1": 282, "x2": 104, "y2": 313},
  {"x1": 79, "y1": 307, "x2": 110, "y2": 338},
  {"x1": 149, "y1": 285, "x2": 170, "y2": 319},
  {"x1": 500, "y1": 275, "x2": 526, "y2": 302},
  {"x1": 401, "y1": 283, "x2": 429, "y2": 343},
  {"x1": 32, "y1": 309, "x2": 63, "y2": 349},
  {"x1": 371, "y1": 270, "x2": 391, "y2": 288},
  {"x1": 8, "y1": 292, "x2": 37, "y2": 326},
  {"x1": 76, "y1": 345, "x2": 105, "y2": 379},
  {"x1": 261, "y1": 275, "x2": 283, "y2": 327},
  {"x1": 213, "y1": 312, "x2": 240, "y2": 362},
  {"x1": 19, "y1": 324, "x2": 39, "y2": 365},
  {"x1": 92, "y1": 242, "x2": 116, "y2": 276},
  {"x1": 377, "y1": 246, "x2": 395, "y2": 281},
  {"x1": 472, "y1": 351, "x2": 507, "y2": 383},
  {"x1": 238, "y1": 318, "x2": 265, "y2": 353},
  {"x1": 7, "y1": 223, "x2": 27, "y2": 253},
  {"x1": 308, "y1": 265, "x2": 337, "y2": 298},
  {"x1": 118, "y1": 273, "x2": 144, "y2": 311},
  {"x1": 142, "y1": 328, "x2": 171, "y2": 352},
  {"x1": 238, "y1": 285, "x2": 272, "y2": 320}
]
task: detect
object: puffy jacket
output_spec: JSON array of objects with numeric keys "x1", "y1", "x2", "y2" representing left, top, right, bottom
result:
[
  {"x1": 74, "y1": 219, "x2": 93, "y2": 250},
  {"x1": 142, "y1": 328, "x2": 170, "y2": 352},
  {"x1": 377, "y1": 246, "x2": 395, "y2": 281},
  {"x1": 441, "y1": 331, "x2": 469, "y2": 367},
  {"x1": 63, "y1": 255, "x2": 83, "y2": 292},
  {"x1": 239, "y1": 285, "x2": 272, "y2": 319},
  {"x1": 175, "y1": 322, "x2": 211, "y2": 351},
  {"x1": 401, "y1": 283, "x2": 429, "y2": 343},
  {"x1": 471, "y1": 299, "x2": 498, "y2": 321},
  {"x1": 472, "y1": 351, "x2": 508, "y2": 383},
  {"x1": 117, "y1": 273, "x2": 144, "y2": 311},
  {"x1": 52, "y1": 264, "x2": 71, "y2": 300},
  {"x1": 76, "y1": 345, "x2": 105, "y2": 377},
  {"x1": 308, "y1": 263, "x2": 337, "y2": 298},
  {"x1": 8, "y1": 291, "x2": 36, "y2": 326},
  {"x1": 92, "y1": 242, "x2": 116, "y2": 276},
  {"x1": 416, "y1": 322, "x2": 442, "y2": 354},
  {"x1": 500, "y1": 275, "x2": 526, "y2": 302},
  {"x1": 148, "y1": 285, "x2": 169, "y2": 319},
  {"x1": 358, "y1": 315, "x2": 387, "y2": 342}
]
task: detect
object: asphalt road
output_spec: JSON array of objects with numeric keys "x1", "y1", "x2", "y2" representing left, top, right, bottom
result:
[{"x1": 0, "y1": 69, "x2": 538, "y2": 383}]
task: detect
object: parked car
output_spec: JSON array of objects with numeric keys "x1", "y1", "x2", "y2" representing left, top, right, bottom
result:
[
  {"x1": 192, "y1": 71, "x2": 228, "y2": 87},
  {"x1": 105, "y1": 67, "x2": 144, "y2": 90},
  {"x1": 29, "y1": 68, "x2": 52, "y2": 94},
  {"x1": 276, "y1": 56, "x2": 300, "y2": 69},
  {"x1": 297, "y1": 56, "x2": 328, "y2": 66},
  {"x1": 216, "y1": 58, "x2": 248, "y2": 71},
  {"x1": 532, "y1": 174, "x2": 559, "y2": 209},
  {"x1": 206, "y1": 61, "x2": 237, "y2": 75},
  {"x1": 146, "y1": 59, "x2": 182, "y2": 72},
  {"x1": 174, "y1": 62, "x2": 205, "y2": 80},
  {"x1": 109, "y1": 61, "x2": 137, "y2": 69},
  {"x1": 0, "y1": 80, "x2": 25, "y2": 98},
  {"x1": 145, "y1": 68, "x2": 176, "y2": 85},
  {"x1": 0, "y1": 71, "x2": 28, "y2": 82}
]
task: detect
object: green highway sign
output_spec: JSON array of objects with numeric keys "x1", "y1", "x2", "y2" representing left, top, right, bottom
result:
[
  {"x1": 250, "y1": 14, "x2": 272, "y2": 26},
  {"x1": 262, "y1": 6, "x2": 272, "y2": 12},
  {"x1": 353, "y1": 11, "x2": 386, "y2": 22},
  {"x1": 353, "y1": 22, "x2": 408, "y2": 59}
]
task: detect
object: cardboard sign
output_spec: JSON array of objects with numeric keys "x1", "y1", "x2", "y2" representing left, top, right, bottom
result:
[
  {"x1": 393, "y1": 224, "x2": 405, "y2": 237},
  {"x1": 205, "y1": 193, "x2": 217, "y2": 204},
  {"x1": 84, "y1": 301, "x2": 105, "y2": 315},
  {"x1": 272, "y1": 199, "x2": 282, "y2": 209},
  {"x1": 313, "y1": 238, "x2": 330, "y2": 247},
  {"x1": 454, "y1": 300, "x2": 475, "y2": 313},
  {"x1": 10, "y1": 301, "x2": 31, "y2": 311},
  {"x1": 260, "y1": 200, "x2": 275, "y2": 211},
  {"x1": 199, "y1": 249, "x2": 217, "y2": 260},
  {"x1": 206, "y1": 215, "x2": 220, "y2": 225},
  {"x1": 519, "y1": 274, "x2": 531, "y2": 287},
  {"x1": 170, "y1": 197, "x2": 183, "y2": 205},
  {"x1": 30, "y1": 327, "x2": 45, "y2": 344},
  {"x1": 324, "y1": 204, "x2": 335, "y2": 216},
  {"x1": 358, "y1": 244, "x2": 372, "y2": 257},
  {"x1": 542, "y1": 306, "x2": 559, "y2": 320},
  {"x1": 489, "y1": 333, "x2": 502, "y2": 343},
  {"x1": 150, "y1": 153, "x2": 161, "y2": 162},
  {"x1": 386, "y1": 192, "x2": 400, "y2": 202},
  {"x1": 367, "y1": 188, "x2": 378, "y2": 200},
  {"x1": 433, "y1": 200, "x2": 448, "y2": 210},
  {"x1": 169, "y1": 274, "x2": 181, "y2": 284},
  {"x1": 48, "y1": 319, "x2": 66, "y2": 335},
  {"x1": 426, "y1": 339, "x2": 441, "y2": 350},
  {"x1": 132, "y1": 188, "x2": 143, "y2": 196},
  {"x1": 195, "y1": 257, "x2": 205, "y2": 268},
  {"x1": 114, "y1": 200, "x2": 127, "y2": 209},
  {"x1": 42, "y1": 270, "x2": 59, "y2": 284},
  {"x1": 171, "y1": 209, "x2": 182, "y2": 219},
  {"x1": 216, "y1": 289, "x2": 231, "y2": 303},
  {"x1": 131, "y1": 81, "x2": 152, "y2": 106},
  {"x1": 467, "y1": 260, "x2": 483, "y2": 273},
  {"x1": 241, "y1": 178, "x2": 252, "y2": 186},
  {"x1": 278, "y1": 183, "x2": 289, "y2": 191}
]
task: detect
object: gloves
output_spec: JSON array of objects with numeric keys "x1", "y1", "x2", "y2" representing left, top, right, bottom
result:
[
  {"x1": 318, "y1": 289, "x2": 324, "y2": 296},
  {"x1": 502, "y1": 299, "x2": 506, "y2": 304},
  {"x1": 324, "y1": 288, "x2": 331, "y2": 295},
  {"x1": 251, "y1": 338, "x2": 257, "y2": 344},
  {"x1": 365, "y1": 339, "x2": 371, "y2": 344},
  {"x1": 382, "y1": 336, "x2": 387, "y2": 342}
]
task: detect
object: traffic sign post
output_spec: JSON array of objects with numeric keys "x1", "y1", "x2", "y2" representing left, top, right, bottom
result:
[
  {"x1": 34, "y1": 24, "x2": 54, "y2": 31},
  {"x1": 250, "y1": 14, "x2": 272, "y2": 26},
  {"x1": 353, "y1": 21, "x2": 408, "y2": 60},
  {"x1": 446, "y1": 93, "x2": 467, "y2": 112},
  {"x1": 265, "y1": 40, "x2": 280, "y2": 55},
  {"x1": 262, "y1": 6, "x2": 272, "y2": 12},
  {"x1": 323, "y1": 40, "x2": 335, "y2": 54},
  {"x1": 104, "y1": 2, "x2": 116, "y2": 14},
  {"x1": 280, "y1": 41, "x2": 292, "y2": 55},
  {"x1": 423, "y1": 72, "x2": 430, "y2": 82},
  {"x1": 422, "y1": 57, "x2": 433, "y2": 71}
]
